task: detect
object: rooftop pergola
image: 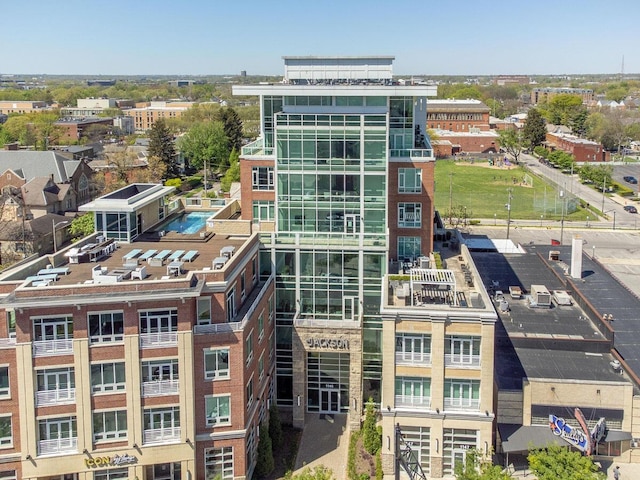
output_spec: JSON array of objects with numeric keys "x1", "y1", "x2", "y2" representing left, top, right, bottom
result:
[{"x1": 409, "y1": 268, "x2": 458, "y2": 306}]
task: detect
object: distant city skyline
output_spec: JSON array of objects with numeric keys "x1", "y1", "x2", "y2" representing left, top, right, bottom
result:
[{"x1": 1, "y1": 0, "x2": 639, "y2": 77}]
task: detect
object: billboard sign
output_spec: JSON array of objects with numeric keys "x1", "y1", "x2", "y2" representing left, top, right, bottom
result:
[{"x1": 549, "y1": 414, "x2": 590, "y2": 452}]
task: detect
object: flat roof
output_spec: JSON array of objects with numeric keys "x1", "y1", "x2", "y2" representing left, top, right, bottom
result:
[
  {"x1": 79, "y1": 184, "x2": 174, "y2": 213},
  {"x1": 233, "y1": 84, "x2": 438, "y2": 97}
]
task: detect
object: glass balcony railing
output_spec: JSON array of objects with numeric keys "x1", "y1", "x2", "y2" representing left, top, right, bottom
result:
[
  {"x1": 241, "y1": 138, "x2": 274, "y2": 157},
  {"x1": 395, "y1": 395, "x2": 431, "y2": 409},
  {"x1": 390, "y1": 148, "x2": 434, "y2": 159},
  {"x1": 444, "y1": 398, "x2": 480, "y2": 411},
  {"x1": 33, "y1": 339, "x2": 73, "y2": 357},
  {"x1": 38, "y1": 437, "x2": 77, "y2": 456},
  {"x1": 444, "y1": 354, "x2": 481, "y2": 367},
  {"x1": 143, "y1": 426, "x2": 181, "y2": 445},
  {"x1": 139, "y1": 332, "x2": 178, "y2": 349},
  {"x1": 141, "y1": 380, "x2": 179, "y2": 397},
  {"x1": 36, "y1": 388, "x2": 76, "y2": 407},
  {"x1": 395, "y1": 352, "x2": 432, "y2": 366}
]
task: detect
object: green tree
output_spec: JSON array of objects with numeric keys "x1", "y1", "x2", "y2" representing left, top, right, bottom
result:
[
  {"x1": 284, "y1": 465, "x2": 334, "y2": 480},
  {"x1": 255, "y1": 423, "x2": 275, "y2": 478},
  {"x1": 220, "y1": 148, "x2": 240, "y2": 192},
  {"x1": 454, "y1": 448, "x2": 512, "y2": 480},
  {"x1": 498, "y1": 128, "x2": 528, "y2": 163},
  {"x1": 362, "y1": 398, "x2": 381, "y2": 455},
  {"x1": 69, "y1": 212, "x2": 95, "y2": 239},
  {"x1": 540, "y1": 94, "x2": 584, "y2": 126},
  {"x1": 269, "y1": 403, "x2": 283, "y2": 450},
  {"x1": 178, "y1": 121, "x2": 229, "y2": 173},
  {"x1": 148, "y1": 119, "x2": 179, "y2": 177},
  {"x1": 527, "y1": 445, "x2": 605, "y2": 480},
  {"x1": 217, "y1": 106, "x2": 244, "y2": 152},
  {"x1": 522, "y1": 108, "x2": 546, "y2": 147}
]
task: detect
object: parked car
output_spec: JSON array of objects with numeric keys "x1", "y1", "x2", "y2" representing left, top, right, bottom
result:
[
  {"x1": 623, "y1": 176, "x2": 638, "y2": 184},
  {"x1": 624, "y1": 205, "x2": 638, "y2": 213}
]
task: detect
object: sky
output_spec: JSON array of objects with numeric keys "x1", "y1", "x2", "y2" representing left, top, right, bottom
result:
[{"x1": 2, "y1": 0, "x2": 639, "y2": 76}]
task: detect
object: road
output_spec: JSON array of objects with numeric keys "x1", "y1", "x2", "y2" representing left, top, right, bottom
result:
[{"x1": 518, "y1": 152, "x2": 640, "y2": 230}]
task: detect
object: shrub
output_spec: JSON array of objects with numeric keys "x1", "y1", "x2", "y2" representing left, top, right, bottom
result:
[
  {"x1": 165, "y1": 178, "x2": 182, "y2": 189},
  {"x1": 255, "y1": 423, "x2": 274, "y2": 478},
  {"x1": 363, "y1": 398, "x2": 381, "y2": 455},
  {"x1": 269, "y1": 404, "x2": 283, "y2": 450}
]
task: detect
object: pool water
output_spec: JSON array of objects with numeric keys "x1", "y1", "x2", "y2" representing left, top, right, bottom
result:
[{"x1": 162, "y1": 211, "x2": 212, "y2": 234}]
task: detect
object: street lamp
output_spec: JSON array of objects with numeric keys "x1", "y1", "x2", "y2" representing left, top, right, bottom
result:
[
  {"x1": 540, "y1": 214, "x2": 544, "y2": 227},
  {"x1": 505, "y1": 188, "x2": 513, "y2": 239},
  {"x1": 52, "y1": 220, "x2": 69, "y2": 253},
  {"x1": 559, "y1": 190, "x2": 566, "y2": 245},
  {"x1": 494, "y1": 213, "x2": 497, "y2": 226}
]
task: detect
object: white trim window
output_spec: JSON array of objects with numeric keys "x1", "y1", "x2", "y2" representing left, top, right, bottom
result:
[
  {"x1": 205, "y1": 395, "x2": 231, "y2": 426},
  {"x1": 444, "y1": 379, "x2": 480, "y2": 410},
  {"x1": 258, "y1": 353, "x2": 264, "y2": 383},
  {"x1": 91, "y1": 362, "x2": 125, "y2": 394},
  {"x1": 0, "y1": 415, "x2": 12, "y2": 447},
  {"x1": 252, "y1": 167, "x2": 275, "y2": 191},
  {"x1": 245, "y1": 331, "x2": 253, "y2": 366},
  {"x1": 93, "y1": 410, "x2": 127, "y2": 442},
  {"x1": 246, "y1": 377, "x2": 254, "y2": 411},
  {"x1": 398, "y1": 168, "x2": 422, "y2": 193},
  {"x1": 0, "y1": 367, "x2": 9, "y2": 398},
  {"x1": 398, "y1": 203, "x2": 422, "y2": 228},
  {"x1": 226, "y1": 288, "x2": 236, "y2": 322},
  {"x1": 258, "y1": 312, "x2": 265, "y2": 342},
  {"x1": 197, "y1": 297, "x2": 211, "y2": 325},
  {"x1": 36, "y1": 367, "x2": 75, "y2": 406},
  {"x1": 396, "y1": 333, "x2": 431, "y2": 365},
  {"x1": 0, "y1": 470, "x2": 16, "y2": 480},
  {"x1": 88, "y1": 311, "x2": 124, "y2": 344},
  {"x1": 445, "y1": 336, "x2": 481, "y2": 367},
  {"x1": 94, "y1": 468, "x2": 129, "y2": 479},
  {"x1": 395, "y1": 377, "x2": 431, "y2": 408},
  {"x1": 204, "y1": 446, "x2": 233, "y2": 480},
  {"x1": 204, "y1": 348, "x2": 230, "y2": 380}
]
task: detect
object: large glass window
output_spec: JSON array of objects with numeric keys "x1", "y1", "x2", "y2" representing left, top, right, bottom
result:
[
  {"x1": 197, "y1": 297, "x2": 211, "y2": 325},
  {"x1": 400, "y1": 426, "x2": 431, "y2": 475},
  {"x1": 0, "y1": 416, "x2": 11, "y2": 446},
  {"x1": 252, "y1": 167, "x2": 274, "y2": 190},
  {"x1": 395, "y1": 377, "x2": 431, "y2": 408},
  {"x1": 204, "y1": 446, "x2": 233, "y2": 480},
  {"x1": 141, "y1": 359, "x2": 179, "y2": 382},
  {"x1": 94, "y1": 468, "x2": 129, "y2": 480},
  {"x1": 444, "y1": 379, "x2": 480, "y2": 410},
  {"x1": 226, "y1": 288, "x2": 236, "y2": 322},
  {"x1": 0, "y1": 367, "x2": 8, "y2": 397},
  {"x1": 205, "y1": 348, "x2": 230, "y2": 380},
  {"x1": 246, "y1": 331, "x2": 254, "y2": 366},
  {"x1": 398, "y1": 203, "x2": 422, "y2": 228},
  {"x1": 445, "y1": 336, "x2": 481, "y2": 366},
  {"x1": 91, "y1": 362, "x2": 125, "y2": 393},
  {"x1": 399, "y1": 168, "x2": 422, "y2": 193},
  {"x1": 88, "y1": 312, "x2": 124, "y2": 344},
  {"x1": 33, "y1": 316, "x2": 73, "y2": 341},
  {"x1": 396, "y1": 333, "x2": 431, "y2": 364},
  {"x1": 398, "y1": 237, "x2": 421, "y2": 260},
  {"x1": 146, "y1": 463, "x2": 181, "y2": 480},
  {"x1": 139, "y1": 309, "x2": 178, "y2": 333},
  {"x1": 253, "y1": 201, "x2": 275, "y2": 221},
  {"x1": 93, "y1": 410, "x2": 127, "y2": 442},
  {"x1": 205, "y1": 395, "x2": 231, "y2": 426},
  {"x1": 443, "y1": 429, "x2": 478, "y2": 475}
]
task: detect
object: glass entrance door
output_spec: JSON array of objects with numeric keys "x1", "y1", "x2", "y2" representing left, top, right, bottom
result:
[
  {"x1": 344, "y1": 214, "x2": 360, "y2": 234},
  {"x1": 320, "y1": 389, "x2": 340, "y2": 413},
  {"x1": 452, "y1": 449, "x2": 467, "y2": 470}
]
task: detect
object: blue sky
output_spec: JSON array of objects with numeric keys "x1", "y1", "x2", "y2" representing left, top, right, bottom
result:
[{"x1": 2, "y1": 0, "x2": 639, "y2": 76}]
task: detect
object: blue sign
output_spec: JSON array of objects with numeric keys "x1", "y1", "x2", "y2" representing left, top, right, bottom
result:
[{"x1": 549, "y1": 414, "x2": 589, "y2": 452}]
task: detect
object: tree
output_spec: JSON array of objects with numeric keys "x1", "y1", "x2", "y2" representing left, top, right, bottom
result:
[
  {"x1": 269, "y1": 403, "x2": 283, "y2": 450},
  {"x1": 69, "y1": 212, "x2": 95, "y2": 240},
  {"x1": 255, "y1": 423, "x2": 275, "y2": 478},
  {"x1": 148, "y1": 119, "x2": 179, "y2": 178},
  {"x1": 218, "y1": 107, "x2": 244, "y2": 152},
  {"x1": 220, "y1": 148, "x2": 240, "y2": 192},
  {"x1": 527, "y1": 445, "x2": 605, "y2": 480},
  {"x1": 132, "y1": 155, "x2": 167, "y2": 184},
  {"x1": 178, "y1": 121, "x2": 229, "y2": 173},
  {"x1": 284, "y1": 465, "x2": 334, "y2": 480},
  {"x1": 498, "y1": 128, "x2": 528, "y2": 163},
  {"x1": 362, "y1": 398, "x2": 381, "y2": 455},
  {"x1": 454, "y1": 448, "x2": 512, "y2": 480},
  {"x1": 540, "y1": 94, "x2": 585, "y2": 127},
  {"x1": 522, "y1": 108, "x2": 546, "y2": 148}
]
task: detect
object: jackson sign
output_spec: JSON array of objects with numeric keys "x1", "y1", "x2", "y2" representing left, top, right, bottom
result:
[{"x1": 305, "y1": 337, "x2": 349, "y2": 350}]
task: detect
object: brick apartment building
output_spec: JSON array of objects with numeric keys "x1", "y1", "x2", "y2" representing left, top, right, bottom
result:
[
  {"x1": 427, "y1": 99, "x2": 491, "y2": 132},
  {"x1": 0, "y1": 184, "x2": 275, "y2": 479},
  {"x1": 0, "y1": 101, "x2": 48, "y2": 114},
  {"x1": 546, "y1": 131, "x2": 610, "y2": 162},
  {"x1": 531, "y1": 87, "x2": 594, "y2": 105}
]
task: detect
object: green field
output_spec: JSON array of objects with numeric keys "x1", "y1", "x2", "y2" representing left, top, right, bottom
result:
[{"x1": 434, "y1": 159, "x2": 589, "y2": 222}]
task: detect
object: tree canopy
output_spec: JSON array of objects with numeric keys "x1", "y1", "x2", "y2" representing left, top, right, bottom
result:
[
  {"x1": 498, "y1": 128, "x2": 527, "y2": 163},
  {"x1": 178, "y1": 121, "x2": 229, "y2": 172},
  {"x1": 148, "y1": 119, "x2": 178, "y2": 178},
  {"x1": 454, "y1": 449, "x2": 512, "y2": 480},
  {"x1": 218, "y1": 106, "x2": 244, "y2": 152},
  {"x1": 527, "y1": 445, "x2": 605, "y2": 480},
  {"x1": 522, "y1": 108, "x2": 547, "y2": 148},
  {"x1": 69, "y1": 212, "x2": 95, "y2": 239}
]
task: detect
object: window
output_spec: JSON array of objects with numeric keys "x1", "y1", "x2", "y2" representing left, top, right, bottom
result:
[
  {"x1": 395, "y1": 377, "x2": 431, "y2": 408},
  {"x1": 398, "y1": 203, "x2": 422, "y2": 228},
  {"x1": 246, "y1": 377, "x2": 254, "y2": 410},
  {"x1": 252, "y1": 201, "x2": 275, "y2": 221},
  {"x1": 33, "y1": 316, "x2": 73, "y2": 341},
  {"x1": 94, "y1": 468, "x2": 129, "y2": 480},
  {"x1": 444, "y1": 379, "x2": 480, "y2": 410},
  {"x1": 88, "y1": 312, "x2": 124, "y2": 344},
  {"x1": 141, "y1": 359, "x2": 179, "y2": 382},
  {"x1": 38, "y1": 416, "x2": 77, "y2": 451},
  {"x1": 143, "y1": 407, "x2": 180, "y2": 443},
  {"x1": 241, "y1": 270, "x2": 246, "y2": 300},
  {"x1": 226, "y1": 288, "x2": 236, "y2": 322},
  {"x1": 0, "y1": 416, "x2": 11, "y2": 446},
  {"x1": 6, "y1": 311, "x2": 15, "y2": 339},
  {"x1": 204, "y1": 348, "x2": 230, "y2": 380},
  {"x1": 0, "y1": 367, "x2": 8, "y2": 397},
  {"x1": 396, "y1": 333, "x2": 431, "y2": 364},
  {"x1": 268, "y1": 295, "x2": 274, "y2": 324},
  {"x1": 91, "y1": 362, "x2": 125, "y2": 393},
  {"x1": 0, "y1": 470, "x2": 16, "y2": 480},
  {"x1": 252, "y1": 257, "x2": 258, "y2": 284},
  {"x1": 204, "y1": 446, "x2": 234, "y2": 480},
  {"x1": 146, "y1": 462, "x2": 181, "y2": 480},
  {"x1": 399, "y1": 168, "x2": 422, "y2": 193},
  {"x1": 252, "y1": 167, "x2": 275, "y2": 190},
  {"x1": 93, "y1": 410, "x2": 127, "y2": 442},
  {"x1": 258, "y1": 312, "x2": 264, "y2": 342},
  {"x1": 36, "y1": 367, "x2": 75, "y2": 405},
  {"x1": 246, "y1": 424, "x2": 256, "y2": 469},
  {"x1": 398, "y1": 237, "x2": 421, "y2": 260},
  {"x1": 197, "y1": 297, "x2": 211, "y2": 325},
  {"x1": 445, "y1": 336, "x2": 481, "y2": 366},
  {"x1": 205, "y1": 395, "x2": 231, "y2": 426},
  {"x1": 139, "y1": 309, "x2": 178, "y2": 333},
  {"x1": 258, "y1": 353, "x2": 264, "y2": 382},
  {"x1": 246, "y1": 331, "x2": 253, "y2": 366}
]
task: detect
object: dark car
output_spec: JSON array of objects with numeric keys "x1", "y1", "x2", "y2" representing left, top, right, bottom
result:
[
  {"x1": 623, "y1": 176, "x2": 638, "y2": 184},
  {"x1": 624, "y1": 205, "x2": 638, "y2": 214}
]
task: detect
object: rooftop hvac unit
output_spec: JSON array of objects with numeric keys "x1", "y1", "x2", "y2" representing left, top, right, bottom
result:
[
  {"x1": 530, "y1": 285, "x2": 551, "y2": 307},
  {"x1": 552, "y1": 290, "x2": 572, "y2": 306}
]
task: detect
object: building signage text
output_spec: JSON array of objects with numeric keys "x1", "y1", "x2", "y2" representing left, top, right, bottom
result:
[
  {"x1": 305, "y1": 337, "x2": 349, "y2": 350},
  {"x1": 549, "y1": 415, "x2": 589, "y2": 452},
  {"x1": 85, "y1": 453, "x2": 138, "y2": 469}
]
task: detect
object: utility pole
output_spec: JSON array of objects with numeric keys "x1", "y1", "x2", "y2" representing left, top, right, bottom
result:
[
  {"x1": 601, "y1": 177, "x2": 607, "y2": 214},
  {"x1": 559, "y1": 189, "x2": 565, "y2": 245},
  {"x1": 506, "y1": 188, "x2": 513, "y2": 240},
  {"x1": 448, "y1": 173, "x2": 453, "y2": 225}
]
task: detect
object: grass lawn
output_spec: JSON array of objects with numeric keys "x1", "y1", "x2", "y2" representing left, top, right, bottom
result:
[{"x1": 434, "y1": 159, "x2": 590, "y2": 222}]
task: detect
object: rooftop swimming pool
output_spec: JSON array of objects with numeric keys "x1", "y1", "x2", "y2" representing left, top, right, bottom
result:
[{"x1": 161, "y1": 211, "x2": 212, "y2": 234}]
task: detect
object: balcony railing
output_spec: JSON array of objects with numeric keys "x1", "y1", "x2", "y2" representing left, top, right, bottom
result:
[
  {"x1": 444, "y1": 398, "x2": 480, "y2": 411},
  {"x1": 390, "y1": 148, "x2": 434, "y2": 159},
  {"x1": 395, "y1": 395, "x2": 431, "y2": 409},
  {"x1": 139, "y1": 332, "x2": 178, "y2": 349},
  {"x1": 38, "y1": 437, "x2": 78, "y2": 456},
  {"x1": 33, "y1": 339, "x2": 73, "y2": 357},
  {"x1": 241, "y1": 138, "x2": 274, "y2": 157},
  {"x1": 143, "y1": 426, "x2": 181, "y2": 445},
  {"x1": 395, "y1": 352, "x2": 432, "y2": 366},
  {"x1": 141, "y1": 380, "x2": 179, "y2": 397},
  {"x1": 36, "y1": 388, "x2": 76, "y2": 407},
  {"x1": 444, "y1": 354, "x2": 481, "y2": 367}
]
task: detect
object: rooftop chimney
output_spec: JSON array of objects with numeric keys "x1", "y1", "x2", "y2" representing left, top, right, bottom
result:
[{"x1": 570, "y1": 236, "x2": 583, "y2": 279}]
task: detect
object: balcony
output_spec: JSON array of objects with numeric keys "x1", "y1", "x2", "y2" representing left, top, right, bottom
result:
[
  {"x1": 444, "y1": 354, "x2": 481, "y2": 368},
  {"x1": 139, "y1": 332, "x2": 178, "y2": 349},
  {"x1": 143, "y1": 426, "x2": 181, "y2": 445},
  {"x1": 395, "y1": 352, "x2": 431, "y2": 366},
  {"x1": 33, "y1": 339, "x2": 73, "y2": 357},
  {"x1": 444, "y1": 398, "x2": 480, "y2": 411},
  {"x1": 395, "y1": 395, "x2": 431, "y2": 409},
  {"x1": 241, "y1": 138, "x2": 274, "y2": 157},
  {"x1": 141, "y1": 380, "x2": 179, "y2": 397},
  {"x1": 36, "y1": 388, "x2": 76, "y2": 407},
  {"x1": 38, "y1": 437, "x2": 78, "y2": 456},
  {"x1": 390, "y1": 148, "x2": 434, "y2": 160}
]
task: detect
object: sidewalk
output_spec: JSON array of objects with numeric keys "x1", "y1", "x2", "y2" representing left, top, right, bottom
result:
[{"x1": 293, "y1": 414, "x2": 349, "y2": 478}]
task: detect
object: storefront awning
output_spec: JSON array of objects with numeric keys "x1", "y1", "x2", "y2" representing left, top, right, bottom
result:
[{"x1": 604, "y1": 430, "x2": 633, "y2": 442}]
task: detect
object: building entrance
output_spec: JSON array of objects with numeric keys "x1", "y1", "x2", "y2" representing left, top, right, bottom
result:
[{"x1": 320, "y1": 388, "x2": 341, "y2": 413}]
